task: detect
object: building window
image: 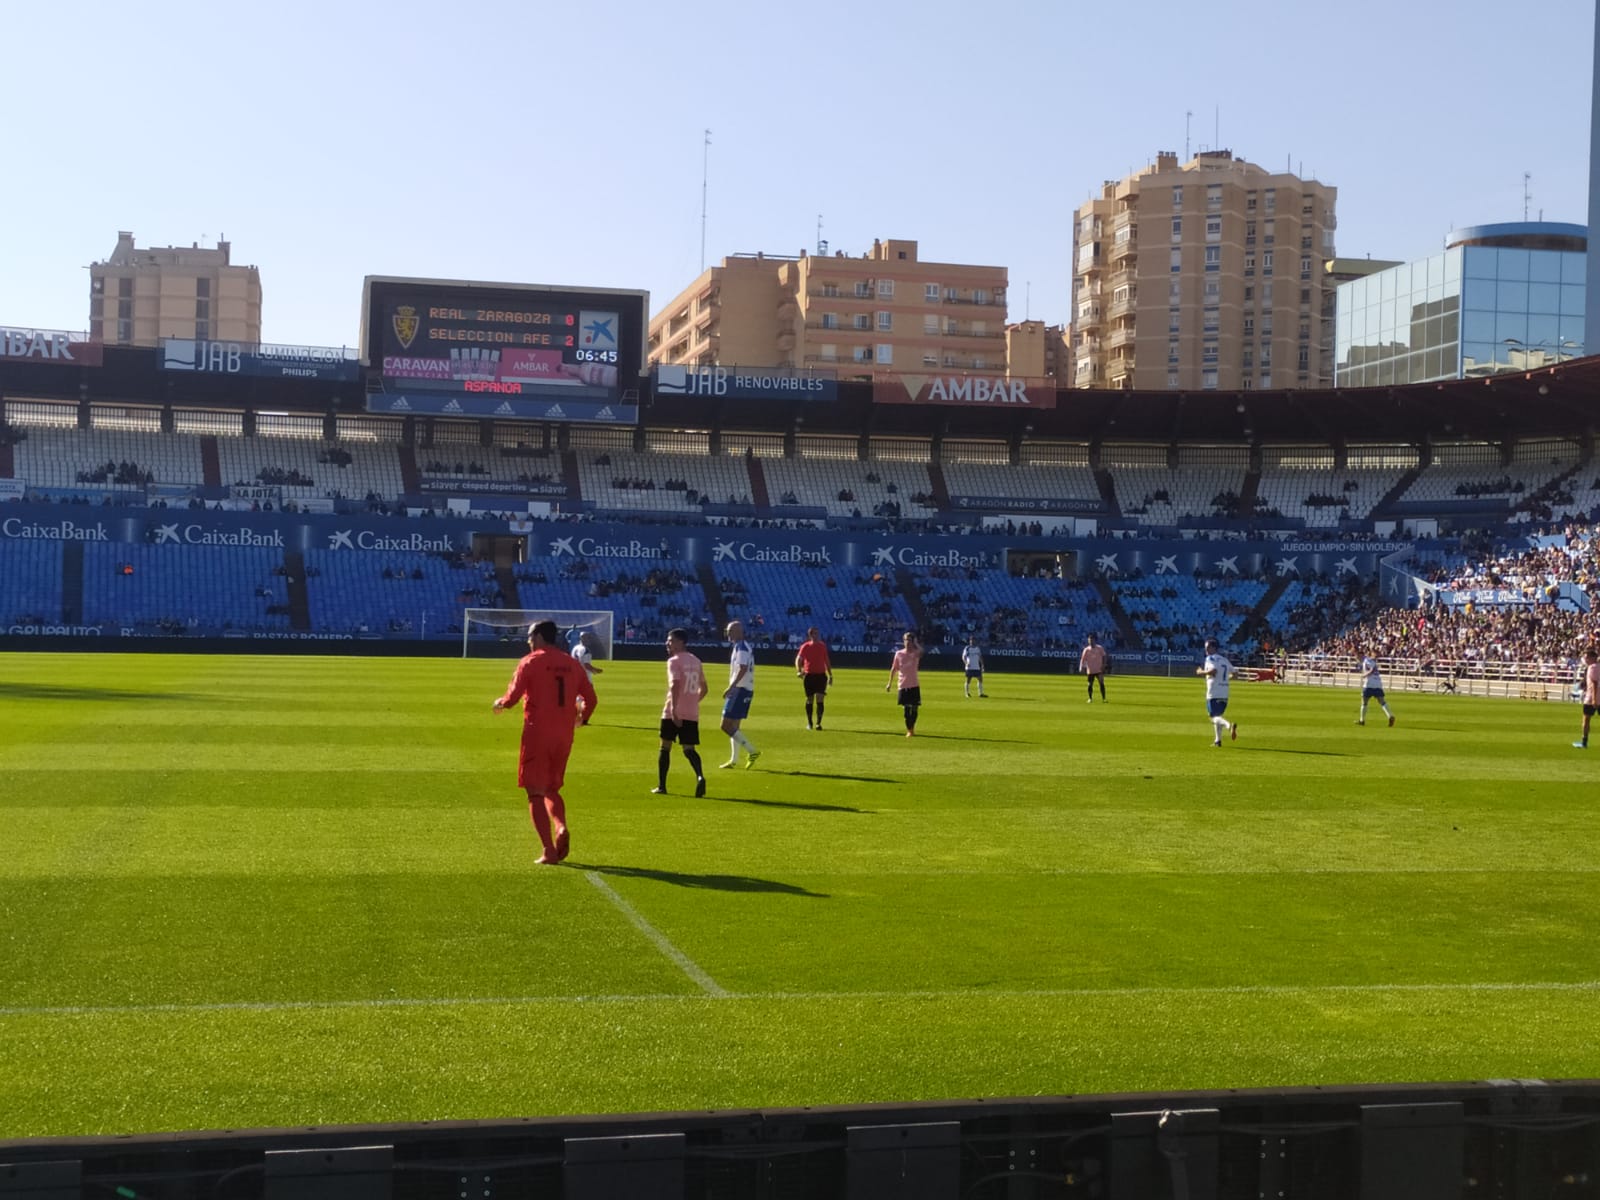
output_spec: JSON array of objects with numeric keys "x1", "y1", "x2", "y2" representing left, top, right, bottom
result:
[
  {"x1": 1167, "y1": 340, "x2": 1179, "y2": 364},
  {"x1": 1298, "y1": 348, "x2": 1311, "y2": 369},
  {"x1": 1242, "y1": 377, "x2": 1253, "y2": 390},
  {"x1": 1204, "y1": 246, "x2": 1221, "y2": 270},
  {"x1": 944, "y1": 287, "x2": 958, "y2": 302},
  {"x1": 1244, "y1": 286, "x2": 1254, "y2": 301},
  {"x1": 195, "y1": 320, "x2": 210, "y2": 340},
  {"x1": 1260, "y1": 372, "x2": 1271, "y2": 387},
  {"x1": 196, "y1": 277, "x2": 211, "y2": 298},
  {"x1": 1246, "y1": 192, "x2": 1257, "y2": 212},
  {"x1": 1262, "y1": 283, "x2": 1274, "y2": 305},
  {"x1": 876, "y1": 343, "x2": 893, "y2": 364},
  {"x1": 1202, "y1": 341, "x2": 1219, "y2": 363},
  {"x1": 853, "y1": 346, "x2": 873, "y2": 363},
  {"x1": 1168, "y1": 308, "x2": 1181, "y2": 334},
  {"x1": 1264, "y1": 220, "x2": 1275, "y2": 245},
  {"x1": 923, "y1": 353, "x2": 938, "y2": 366},
  {"x1": 819, "y1": 344, "x2": 838, "y2": 362},
  {"x1": 924, "y1": 283, "x2": 939, "y2": 302},
  {"x1": 877, "y1": 279, "x2": 895, "y2": 299},
  {"x1": 1260, "y1": 346, "x2": 1272, "y2": 365},
  {"x1": 1170, "y1": 248, "x2": 1182, "y2": 273},
  {"x1": 1169, "y1": 281, "x2": 1181, "y2": 302},
  {"x1": 853, "y1": 314, "x2": 870, "y2": 330},
  {"x1": 974, "y1": 288, "x2": 989, "y2": 305},
  {"x1": 195, "y1": 298, "x2": 210, "y2": 320},
  {"x1": 1300, "y1": 288, "x2": 1312, "y2": 304},
  {"x1": 118, "y1": 277, "x2": 132, "y2": 298},
  {"x1": 854, "y1": 282, "x2": 871, "y2": 298},
  {"x1": 1204, "y1": 280, "x2": 1220, "y2": 300},
  {"x1": 116, "y1": 318, "x2": 132, "y2": 342},
  {"x1": 822, "y1": 282, "x2": 839, "y2": 298},
  {"x1": 946, "y1": 317, "x2": 958, "y2": 335},
  {"x1": 923, "y1": 315, "x2": 939, "y2": 335},
  {"x1": 1243, "y1": 317, "x2": 1255, "y2": 336},
  {"x1": 877, "y1": 311, "x2": 893, "y2": 331},
  {"x1": 1245, "y1": 254, "x2": 1255, "y2": 277},
  {"x1": 1207, "y1": 185, "x2": 1223, "y2": 211},
  {"x1": 1203, "y1": 307, "x2": 1219, "y2": 333},
  {"x1": 1265, "y1": 189, "x2": 1276, "y2": 211},
  {"x1": 1172, "y1": 186, "x2": 1184, "y2": 208},
  {"x1": 1243, "y1": 350, "x2": 1254, "y2": 368},
  {"x1": 1206, "y1": 217, "x2": 1221, "y2": 240},
  {"x1": 972, "y1": 320, "x2": 987, "y2": 336},
  {"x1": 117, "y1": 298, "x2": 133, "y2": 320},
  {"x1": 1300, "y1": 256, "x2": 1312, "y2": 279},
  {"x1": 1202, "y1": 368, "x2": 1218, "y2": 389},
  {"x1": 1262, "y1": 250, "x2": 1274, "y2": 275},
  {"x1": 1171, "y1": 217, "x2": 1182, "y2": 240},
  {"x1": 973, "y1": 356, "x2": 986, "y2": 368},
  {"x1": 821, "y1": 313, "x2": 839, "y2": 330},
  {"x1": 1168, "y1": 371, "x2": 1181, "y2": 387}
]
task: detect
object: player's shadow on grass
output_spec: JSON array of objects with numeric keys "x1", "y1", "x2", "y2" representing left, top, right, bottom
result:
[
  {"x1": 1236, "y1": 747, "x2": 1350, "y2": 756},
  {"x1": 851, "y1": 730, "x2": 1033, "y2": 744},
  {"x1": 578, "y1": 863, "x2": 828, "y2": 897},
  {"x1": 708, "y1": 793, "x2": 874, "y2": 814},
  {"x1": 0, "y1": 682, "x2": 202, "y2": 702},
  {"x1": 772, "y1": 769, "x2": 899, "y2": 785}
]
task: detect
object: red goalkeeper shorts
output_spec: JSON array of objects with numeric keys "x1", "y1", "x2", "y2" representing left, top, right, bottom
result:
[{"x1": 518, "y1": 725, "x2": 575, "y2": 794}]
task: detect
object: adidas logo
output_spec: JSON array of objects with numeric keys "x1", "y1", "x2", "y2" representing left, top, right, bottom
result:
[
  {"x1": 442, "y1": 398, "x2": 463, "y2": 413},
  {"x1": 594, "y1": 406, "x2": 615, "y2": 421},
  {"x1": 495, "y1": 401, "x2": 516, "y2": 415},
  {"x1": 544, "y1": 404, "x2": 567, "y2": 419},
  {"x1": 388, "y1": 397, "x2": 411, "y2": 410}
]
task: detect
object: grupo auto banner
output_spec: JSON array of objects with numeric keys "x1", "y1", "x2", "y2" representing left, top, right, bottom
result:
[
  {"x1": 873, "y1": 373, "x2": 1056, "y2": 409},
  {"x1": 2, "y1": 326, "x2": 104, "y2": 366},
  {"x1": 161, "y1": 339, "x2": 359, "y2": 382},
  {"x1": 0, "y1": 503, "x2": 1406, "y2": 580}
]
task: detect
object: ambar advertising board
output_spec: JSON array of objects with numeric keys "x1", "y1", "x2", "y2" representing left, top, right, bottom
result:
[
  {"x1": 873, "y1": 373, "x2": 1056, "y2": 409},
  {"x1": 1, "y1": 326, "x2": 103, "y2": 366}
]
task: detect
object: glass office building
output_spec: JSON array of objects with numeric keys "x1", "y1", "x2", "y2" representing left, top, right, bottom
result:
[{"x1": 1335, "y1": 222, "x2": 1586, "y2": 386}]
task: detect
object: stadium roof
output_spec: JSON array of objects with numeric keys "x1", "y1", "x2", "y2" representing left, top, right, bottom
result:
[{"x1": 3, "y1": 348, "x2": 1599, "y2": 448}]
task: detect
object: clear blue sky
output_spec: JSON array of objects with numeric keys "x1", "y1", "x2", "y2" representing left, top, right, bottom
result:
[{"x1": 3, "y1": 0, "x2": 1593, "y2": 349}]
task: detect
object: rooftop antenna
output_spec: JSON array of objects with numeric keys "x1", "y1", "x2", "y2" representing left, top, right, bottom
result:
[
  {"x1": 1185, "y1": 110, "x2": 1193, "y2": 160},
  {"x1": 700, "y1": 128, "x2": 712, "y2": 272},
  {"x1": 1026, "y1": 281, "x2": 1032, "y2": 320},
  {"x1": 1523, "y1": 171, "x2": 1532, "y2": 221},
  {"x1": 816, "y1": 213, "x2": 827, "y2": 256},
  {"x1": 1214, "y1": 104, "x2": 1219, "y2": 152}
]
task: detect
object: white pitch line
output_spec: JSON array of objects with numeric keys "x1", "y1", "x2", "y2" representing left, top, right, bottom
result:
[
  {"x1": 3, "y1": 979, "x2": 1599, "y2": 1021},
  {"x1": 583, "y1": 871, "x2": 728, "y2": 997}
]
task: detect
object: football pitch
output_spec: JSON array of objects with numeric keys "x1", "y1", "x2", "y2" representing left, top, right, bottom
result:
[{"x1": 3, "y1": 650, "x2": 1599, "y2": 1139}]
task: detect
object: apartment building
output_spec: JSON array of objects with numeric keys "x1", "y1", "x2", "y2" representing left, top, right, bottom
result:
[
  {"x1": 649, "y1": 239, "x2": 1009, "y2": 379},
  {"x1": 1071, "y1": 151, "x2": 1337, "y2": 391},
  {"x1": 1005, "y1": 320, "x2": 1071, "y2": 379},
  {"x1": 89, "y1": 231, "x2": 262, "y2": 348}
]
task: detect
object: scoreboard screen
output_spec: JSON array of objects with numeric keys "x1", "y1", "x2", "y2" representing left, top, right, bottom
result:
[{"x1": 360, "y1": 277, "x2": 648, "y2": 424}]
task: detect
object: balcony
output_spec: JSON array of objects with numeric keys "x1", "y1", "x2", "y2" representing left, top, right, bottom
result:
[
  {"x1": 1106, "y1": 294, "x2": 1137, "y2": 320},
  {"x1": 1076, "y1": 306, "x2": 1103, "y2": 328},
  {"x1": 1109, "y1": 239, "x2": 1137, "y2": 264},
  {"x1": 1108, "y1": 267, "x2": 1136, "y2": 292},
  {"x1": 941, "y1": 328, "x2": 1006, "y2": 339},
  {"x1": 1105, "y1": 325, "x2": 1135, "y2": 350}
]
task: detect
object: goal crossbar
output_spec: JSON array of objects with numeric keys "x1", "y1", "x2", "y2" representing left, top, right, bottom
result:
[{"x1": 461, "y1": 608, "x2": 614, "y2": 659}]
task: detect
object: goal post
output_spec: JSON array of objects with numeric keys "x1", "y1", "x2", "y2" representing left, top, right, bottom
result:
[{"x1": 461, "y1": 608, "x2": 615, "y2": 660}]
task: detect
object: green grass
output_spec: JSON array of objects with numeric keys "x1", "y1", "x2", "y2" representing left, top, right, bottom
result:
[{"x1": 3, "y1": 651, "x2": 1599, "y2": 1138}]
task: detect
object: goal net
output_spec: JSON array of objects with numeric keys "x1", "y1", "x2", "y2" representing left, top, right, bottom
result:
[{"x1": 461, "y1": 608, "x2": 614, "y2": 660}]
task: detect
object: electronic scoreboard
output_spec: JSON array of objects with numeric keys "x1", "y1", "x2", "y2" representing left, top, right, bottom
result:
[{"x1": 360, "y1": 277, "x2": 648, "y2": 424}]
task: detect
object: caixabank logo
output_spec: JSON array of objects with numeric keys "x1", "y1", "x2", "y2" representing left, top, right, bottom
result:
[
  {"x1": 1, "y1": 518, "x2": 109, "y2": 541},
  {"x1": 326, "y1": 530, "x2": 458, "y2": 553}
]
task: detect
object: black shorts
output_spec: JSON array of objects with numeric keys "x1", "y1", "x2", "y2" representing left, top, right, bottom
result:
[
  {"x1": 964, "y1": 668, "x2": 983, "y2": 679},
  {"x1": 897, "y1": 686, "x2": 922, "y2": 707},
  {"x1": 659, "y1": 718, "x2": 700, "y2": 745},
  {"x1": 802, "y1": 673, "x2": 829, "y2": 697}
]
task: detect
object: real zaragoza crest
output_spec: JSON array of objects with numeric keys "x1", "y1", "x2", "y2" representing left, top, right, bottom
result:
[{"x1": 392, "y1": 305, "x2": 420, "y2": 349}]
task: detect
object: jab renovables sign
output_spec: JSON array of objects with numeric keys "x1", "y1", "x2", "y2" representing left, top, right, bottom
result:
[{"x1": 873, "y1": 373, "x2": 1056, "y2": 409}]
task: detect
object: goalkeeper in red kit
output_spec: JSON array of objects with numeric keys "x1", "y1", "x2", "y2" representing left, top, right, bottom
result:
[{"x1": 492, "y1": 620, "x2": 598, "y2": 865}]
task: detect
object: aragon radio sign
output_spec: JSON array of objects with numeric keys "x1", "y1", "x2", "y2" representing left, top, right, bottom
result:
[{"x1": 2, "y1": 326, "x2": 104, "y2": 367}]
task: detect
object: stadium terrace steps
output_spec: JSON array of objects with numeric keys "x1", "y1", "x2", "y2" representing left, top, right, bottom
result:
[
  {"x1": 894, "y1": 567, "x2": 929, "y2": 633},
  {"x1": 496, "y1": 565, "x2": 521, "y2": 609},
  {"x1": 746, "y1": 455, "x2": 770, "y2": 509},
  {"x1": 1234, "y1": 468, "x2": 1261, "y2": 519},
  {"x1": 0, "y1": 441, "x2": 14, "y2": 478},
  {"x1": 926, "y1": 460, "x2": 951, "y2": 508},
  {"x1": 560, "y1": 450, "x2": 582, "y2": 501},
  {"x1": 697, "y1": 563, "x2": 729, "y2": 632},
  {"x1": 1370, "y1": 465, "x2": 1423, "y2": 517},
  {"x1": 1234, "y1": 575, "x2": 1293, "y2": 646},
  {"x1": 1093, "y1": 468, "x2": 1121, "y2": 518},
  {"x1": 61, "y1": 541, "x2": 84, "y2": 625},
  {"x1": 397, "y1": 444, "x2": 421, "y2": 495},
  {"x1": 283, "y1": 551, "x2": 312, "y2": 631},
  {"x1": 199, "y1": 437, "x2": 222, "y2": 488},
  {"x1": 1092, "y1": 577, "x2": 1142, "y2": 650}
]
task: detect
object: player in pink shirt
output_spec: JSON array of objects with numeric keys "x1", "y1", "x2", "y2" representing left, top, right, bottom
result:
[
  {"x1": 655, "y1": 628, "x2": 710, "y2": 795},
  {"x1": 1079, "y1": 633, "x2": 1108, "y2": 703},
  {"x1": 885, "y1": 631, "x2": 925, "y2": 737},
  {"x1": 1575, "y1": 645, "x2": 1599, "y2": 749}
]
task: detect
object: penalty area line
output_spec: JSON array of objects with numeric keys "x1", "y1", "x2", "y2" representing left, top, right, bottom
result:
[{"x1": 583, "y1": 870, "x2": 729, "y2": 997}]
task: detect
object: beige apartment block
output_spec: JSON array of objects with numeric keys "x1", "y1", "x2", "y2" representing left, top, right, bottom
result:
[
  {"x1": 1006, "y1": 320, "x2": 1071, "y2": 379},
  {"x1": 1070, "y1": 151, "x2": 1337, "y2": 391},
  {"x1": 89, "y1": 231, "x2": 262, "y2": 347},
  {"x1": 649, "y1": 239, "x2": 1009, "y2": 379}
]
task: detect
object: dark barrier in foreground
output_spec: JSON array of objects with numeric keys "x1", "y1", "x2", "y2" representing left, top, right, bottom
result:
[{"x1": 2, "y1": 1079, "x2": 1597, "y2": 1198}]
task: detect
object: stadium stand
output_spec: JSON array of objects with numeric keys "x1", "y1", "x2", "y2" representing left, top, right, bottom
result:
[
  {"x1": 80, "y1": 543, "x2": 291, "y2": 635},
  {"x1": 216, "y1": 432, "x2": 404, "y2": 502},
  {"x1": 0, "y1": 539, "x2": 64, "y2": 627},
  {"x1": 1108, "y1": 574, "x2": 1271, "y2": 654},
  {"x1": 574, "y1": 449, "x2": 754, "y2": 513},
  {"x1": 760, "y1": 455, "x2": 934, "y2": 519}
]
